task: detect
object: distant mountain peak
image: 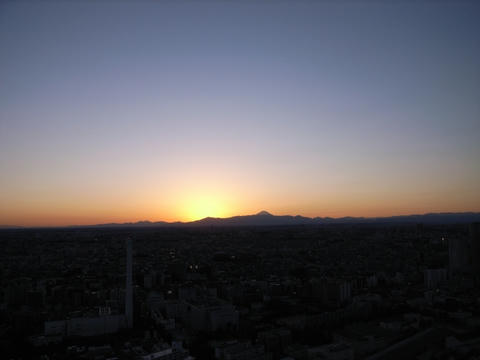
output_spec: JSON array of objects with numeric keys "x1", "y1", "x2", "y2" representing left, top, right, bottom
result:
[{"x1": 4, "y1": 211, "x2": 480, "y2": 229}]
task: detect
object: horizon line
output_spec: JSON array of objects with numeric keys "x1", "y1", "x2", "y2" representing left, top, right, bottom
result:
[{"x1": 2, "y1": 210, "x2": 480, "y2": 229}]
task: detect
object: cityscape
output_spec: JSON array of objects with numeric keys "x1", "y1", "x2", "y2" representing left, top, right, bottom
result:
[
  {"x1": 1, "y1": 1, "x2": 479, "y2": 359},
  {"x1": 1, "y1": 214, "x2": 480, "y2": 359}
]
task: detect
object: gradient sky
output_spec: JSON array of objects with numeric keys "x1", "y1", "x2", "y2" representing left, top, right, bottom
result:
[{"x1": 1, "y1": 1, "x2": 479, "y2": 226}]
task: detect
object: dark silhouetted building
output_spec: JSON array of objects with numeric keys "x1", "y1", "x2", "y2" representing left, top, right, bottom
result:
[
  {"x1": 470, "y1": 223, "x2": 480, "y2": 279},
  {"x1": 126, "y1": 238, "x2": 133, "y2": 328}
]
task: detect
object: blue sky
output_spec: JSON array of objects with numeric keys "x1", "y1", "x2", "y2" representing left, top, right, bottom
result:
[{"x1": 0, "y1": 1, "x2": 479, "y2": 225}]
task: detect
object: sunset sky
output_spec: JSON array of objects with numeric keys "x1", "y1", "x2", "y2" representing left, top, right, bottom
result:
[{"x1": 1, "y1": 1, "x2": 479, "y2": 226}]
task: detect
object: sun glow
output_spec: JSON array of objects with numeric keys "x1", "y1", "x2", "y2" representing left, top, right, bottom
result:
[{"x1": 183, "y1": 195, "x2": 228, "y2": 221}]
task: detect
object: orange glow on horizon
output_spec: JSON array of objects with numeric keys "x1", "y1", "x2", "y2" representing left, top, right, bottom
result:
[
  {"x1": 2, "y1": 201, "x2": 480, "y2": 227},
  {"x1": 1, "y1": 173, "x2": 479, "y2": 227},
  {"x1": 181, "y1": 195, "x2": 228, "y2": 221}
]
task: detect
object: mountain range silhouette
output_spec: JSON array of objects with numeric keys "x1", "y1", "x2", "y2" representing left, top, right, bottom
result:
[
  {"x1": 73, "y1": 211, "x2": 480, "y2": 228},
  {"x1": 3, "y1": 211, "x2": 479, "y2": 229}
]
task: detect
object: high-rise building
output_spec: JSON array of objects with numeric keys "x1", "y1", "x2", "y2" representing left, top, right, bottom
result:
[
  {"x1": 470, "y1": 223, "x2": 480, "y2": 279},
  {"x1": 125, "y1": 238, "x2": 133, "y2": 328},
  {"x1": 449, "y1": 237, "x2": 469, "y2": 276}
]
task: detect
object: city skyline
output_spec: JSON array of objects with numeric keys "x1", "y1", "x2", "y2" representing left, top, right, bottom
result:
[{"x1": 1, "y1": 1, "x2": 479, "y2": 226}]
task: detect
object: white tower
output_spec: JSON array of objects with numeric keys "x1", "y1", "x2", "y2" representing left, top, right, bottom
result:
[{"x1": 125, "y1": 238, "x2": 133, "y2": 328}]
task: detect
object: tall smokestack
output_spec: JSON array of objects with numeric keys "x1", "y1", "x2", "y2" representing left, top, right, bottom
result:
[{"x1": 125, "y1": 237, "x2": 133, "y2": 328}]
